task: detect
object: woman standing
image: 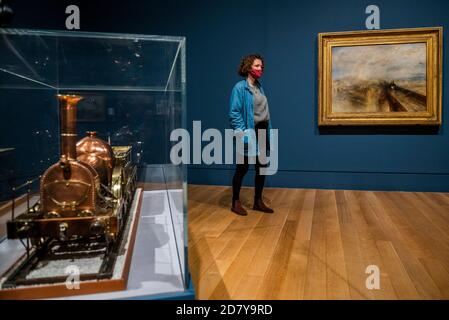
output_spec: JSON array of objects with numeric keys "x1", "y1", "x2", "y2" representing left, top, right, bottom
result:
[{"x1": 229, "y1": 54, "x2": 274, "y2": 216}]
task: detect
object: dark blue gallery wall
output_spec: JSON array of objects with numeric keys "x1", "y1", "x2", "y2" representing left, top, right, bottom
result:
[{"x1": 7, "y1": 0, "x2": 449, "y2": 191}]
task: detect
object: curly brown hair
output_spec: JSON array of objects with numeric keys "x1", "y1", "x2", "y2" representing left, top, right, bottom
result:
[{"x1": 237, "y1": 54, "x2": 264, "y2": 77}]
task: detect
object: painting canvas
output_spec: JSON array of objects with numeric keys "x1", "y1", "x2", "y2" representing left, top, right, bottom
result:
[
  {"x1": 318, "y1": 27, "x2": 442, "y2": 125},
  {"x1": 332, "y1": 43, "x2": 426, "y2": 113}
]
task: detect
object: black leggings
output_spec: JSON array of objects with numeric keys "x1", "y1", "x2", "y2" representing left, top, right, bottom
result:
[{"x1": 232, "y1": 121, "x2": 269, "y2": 202}]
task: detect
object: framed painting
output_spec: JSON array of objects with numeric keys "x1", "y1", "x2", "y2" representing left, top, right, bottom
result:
[{"x1": 318, "y1": 27, "x2": 442, "y2": 126}]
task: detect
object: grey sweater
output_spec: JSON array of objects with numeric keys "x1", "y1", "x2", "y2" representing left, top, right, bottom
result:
[{"x1": 249, "y1": 82, "x2": 270, "y2": 124}]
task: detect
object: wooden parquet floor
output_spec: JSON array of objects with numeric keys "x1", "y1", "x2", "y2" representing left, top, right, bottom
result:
[{"x1": 188, "y1": 184, "x2": 449, "y2": 300}]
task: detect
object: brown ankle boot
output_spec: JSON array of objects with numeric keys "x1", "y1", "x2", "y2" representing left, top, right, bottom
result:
[
  {"x1": 231, "y1": 199, "x2": 248, "y2": 216},
  {"x1": 253, "y1": 198, "x2": 274, "y2": 213}
]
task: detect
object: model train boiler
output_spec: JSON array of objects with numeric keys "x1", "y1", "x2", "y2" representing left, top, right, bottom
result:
[{"x1": 7, "y1": 94, "x2": 136, "y2": 244}]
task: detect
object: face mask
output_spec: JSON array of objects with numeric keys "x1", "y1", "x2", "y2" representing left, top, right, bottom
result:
[{"x1": 250, "y1": 68, "x2": 263, "y2": 79}]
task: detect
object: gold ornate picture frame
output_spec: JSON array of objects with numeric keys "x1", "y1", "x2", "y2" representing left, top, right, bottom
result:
[{"x1": 318, "y1": 27, "x2": 442, "y2": 126}]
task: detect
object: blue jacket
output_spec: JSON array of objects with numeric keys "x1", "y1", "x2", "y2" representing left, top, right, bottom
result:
[{"x1": 229, "y1": 79, "x2": 273, "y2": 156}]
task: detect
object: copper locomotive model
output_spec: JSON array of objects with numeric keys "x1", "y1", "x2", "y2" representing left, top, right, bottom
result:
[{"x1": 7, "y1": 94, "x2": 137, "y2": 247}]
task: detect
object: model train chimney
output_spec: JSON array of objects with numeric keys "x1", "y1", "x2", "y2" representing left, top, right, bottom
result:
[{"x1": 57, "y1": 94, "x2": 83, "y2": 160}]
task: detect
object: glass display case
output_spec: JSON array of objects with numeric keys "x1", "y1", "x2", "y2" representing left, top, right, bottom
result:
[{"x1": 0, "y1": 29, "x2": 191, "y2": 299}]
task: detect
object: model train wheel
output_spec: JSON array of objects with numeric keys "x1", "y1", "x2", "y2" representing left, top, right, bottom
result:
[{"x1": 30, "y1": 237, "x2": 46, "y2": 249}]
